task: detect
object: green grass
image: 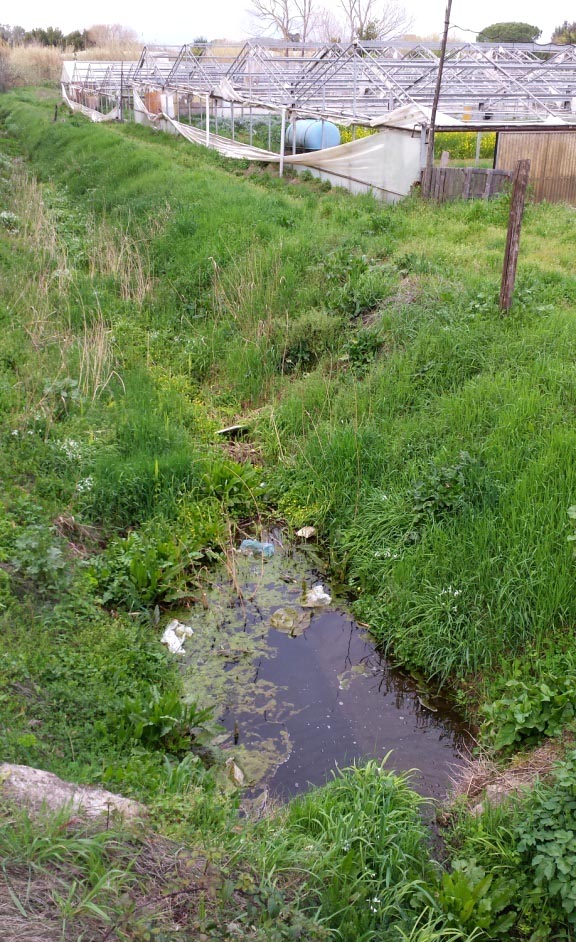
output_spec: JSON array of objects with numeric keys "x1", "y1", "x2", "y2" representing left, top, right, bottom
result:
[
  {"x1": 1, "y1": 87, "x2": 576, "y2": 940},
  {"x1": 3, "y1": 88, "x2": 576, "y2": 711}
]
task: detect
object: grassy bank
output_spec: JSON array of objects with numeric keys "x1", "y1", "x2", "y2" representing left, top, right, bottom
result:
[{"x1": 1, "y1": 88, "x2": 576, "y2": 939}]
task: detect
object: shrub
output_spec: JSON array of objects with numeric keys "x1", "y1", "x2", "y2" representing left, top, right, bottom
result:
[
  {"x1": 89, "y1": 507, "x2": 222, "y2": 610},
  {"x1": 434, "y1": 131, "x2": 497, "y2": 161},
  {"x1": 482, "y1": 676, "x2": 576, "y2": 751},
  {"x1": 516, "y1": 751, "x2": 576, "y2": 928},
  {"x1": 9, "y1": 524, "x2": 70, "y2": 596}
]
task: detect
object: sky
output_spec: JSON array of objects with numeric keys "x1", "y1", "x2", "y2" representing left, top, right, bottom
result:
[{"x1": 5, "y1": 0, "x2": 570, "y2": 47}]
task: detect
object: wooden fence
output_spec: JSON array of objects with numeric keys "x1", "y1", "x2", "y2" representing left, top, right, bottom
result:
[
  {"x1": 495, "y1": 132, "x2": 576, "y2": 205},
  {"x1": 425, "y1": 167, "x2": 512, "y2": 202}
]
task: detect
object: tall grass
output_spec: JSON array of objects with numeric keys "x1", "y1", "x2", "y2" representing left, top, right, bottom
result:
[
  {"x1": 7, "y1": 45, "x2": 62, "y2": 86},
  {"x1": 3, "y1": 91, "x2": 576, "y2": 698},
  {"x1": 250, "y1": 761, "x2": 444, "y2": 941}
]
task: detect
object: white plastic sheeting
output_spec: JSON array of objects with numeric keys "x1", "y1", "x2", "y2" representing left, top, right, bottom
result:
[
  {"x1": 165, "y1": 113, "x2": 281, "y2": 160},
  {"x1": 171, "y1": 115, "x2": 421, "y2": 199},
  {"x1": 287, "y1": 130, "x2": 421, "y2": 199},
  {"x1": 370, "y1": 103, "x2": 464, "y2": 129},
  {"x1": 61, "y1": 85, "x2": 120, "y2": 123},
  {"x1": 132, "y1": 92, "x2": 421, "y2": 200}
]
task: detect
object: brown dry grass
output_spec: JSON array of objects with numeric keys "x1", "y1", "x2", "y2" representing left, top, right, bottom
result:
[
  {"x1": 4, "y1": 42, "x2": 141, "y2": 91},
  {"x1": 0, "y1": 802, "x2": 276, "y2": 942},
  {"x1": 449, "y1": 736, "x2": 572, "y2": 811},
  {"x1": 0, "y1": 828, "x2": 216, "y2": 942},
  {"x1": 86, "y1": 212, "x2": 164, "y2": 305},
  {"x1": 6, "y1": 163, "x2": 119, "y2": 410},
  {"x1": 74, "y1": 43, "x2": 142, "y2": 61},
  {"x1": 8, "y1": 46, "x2": 62, "y2": 87}
]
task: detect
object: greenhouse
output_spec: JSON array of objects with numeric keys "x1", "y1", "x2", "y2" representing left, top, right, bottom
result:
[{"x1": 61, "y1": 39, "x2": 576, "y2": 201}]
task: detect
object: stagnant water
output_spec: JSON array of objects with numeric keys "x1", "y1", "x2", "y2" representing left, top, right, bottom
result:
[{"x1": 178, "y1": 541, "x2": 470, "y2": 798}]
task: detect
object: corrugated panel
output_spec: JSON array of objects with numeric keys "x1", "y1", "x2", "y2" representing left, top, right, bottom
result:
[{"x1": 496, "y1": 132, "x2": 576, "y2": 204}]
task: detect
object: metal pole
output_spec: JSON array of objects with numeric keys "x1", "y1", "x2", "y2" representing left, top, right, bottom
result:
[
  {"x1": 206, "y1": 94, "x2": 210, "y2": 145},
  {"x1": 279, "y1": 107, "x2": 286, "y2": 177},
  {"x1": 249, "y1": 105, "x2": 253, "y2": 146},
  {"x1": 268, "y1": 112, "x2": 271, "y2": 150},
  {"x1": 353, "y1": 41, "x2": 357, "y2": 121},
  {"x1": 231, "y1": 102, "x2": 235, "y2": 141},
  {"x1": 423, "y1": 0, "x2": 453, "y2": 198},
  {"x1": 292, "y1": 113, "x2": 297, "y2": 155},
  {"x1": 119, "y1": 61, "x2": 123, "y2": 122}
]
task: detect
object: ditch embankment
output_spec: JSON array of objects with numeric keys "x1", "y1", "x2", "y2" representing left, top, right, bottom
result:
[{"x1": 1, "y1": 88, "x2": 576, "y2": 940}]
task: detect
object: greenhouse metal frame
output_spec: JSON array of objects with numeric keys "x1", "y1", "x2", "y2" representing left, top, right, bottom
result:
[{"x1": 63, "y1": 39, "x2": 576, "y2": 128}]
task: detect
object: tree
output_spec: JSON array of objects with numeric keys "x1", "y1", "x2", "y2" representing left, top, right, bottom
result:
[
  {"x1": 248, "y1": 0, "x2": 316, "y2": 42},
  {"x1": 552, "y1": 21, "x2": 576, "y2": 43},
  {"x1": 24, "y1": 26, "x2": 66, "y2": 47},
  {"x1": 338, "y1": 0, "x2": 412, "y2": 42},
  {"x1": 10, "y1": 25, "x2": 25, "y2": 46},
  {"x1": 85, "y1": 24, "x2": 137, "y2": 47},
  {"x1": 0, "y1": 24, "x2": 25, "y2": 46},
  {"x1": 65, "y1": 30, "x2": 88, "y2": 52},
  {"x1": 476, "y1": 22, "x2": 541, "y2": 43},
  {"x1": 358, "y1": 18, "x2": 381, "y2": 40},
  {"x1": 312, "y1": 6, "x2": 344, "y2": 42},
  {"x1": 192, "y1": 36, "x2": 208, "y2": 56}
]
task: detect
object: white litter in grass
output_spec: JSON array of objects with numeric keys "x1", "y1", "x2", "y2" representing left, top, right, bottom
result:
[
  {"x1": 302, "y1": 584, "x2": 332, "y2": 607},
  {"x1": 161, "y1": 619, "x2": 194, "y2": 655},
  {"x1": 296, "y1": 526, "x2": 316, "y2": 539},
  {"x1": 226, "y1": 757, "x2": 245, "y2": 786}
]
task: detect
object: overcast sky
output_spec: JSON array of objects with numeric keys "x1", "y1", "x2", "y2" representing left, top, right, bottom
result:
[{"x1": 6, "y1": 0, "x2": 570, "y2": 46}]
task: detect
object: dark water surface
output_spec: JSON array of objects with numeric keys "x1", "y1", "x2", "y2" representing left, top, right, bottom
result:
[
  {"x1": 232, "y1": 608, "x2": 469, "y2": 799},
  {"x1": 180, "y1": 545, "x2": 470, "y2": 799}
]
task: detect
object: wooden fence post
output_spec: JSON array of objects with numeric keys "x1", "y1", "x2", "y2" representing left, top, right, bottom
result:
[{"x1": 499, "y1": 159, "x2": 531, "y2": 313}]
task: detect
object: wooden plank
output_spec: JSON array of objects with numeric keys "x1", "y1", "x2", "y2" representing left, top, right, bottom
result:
[
  {"x1": 499, "y1": 159, "x2": 531, "y2": 313},
  {"x1": 433, "y1": 167, "x2": 441, "y2": 201},
  {"x1": 451, "y1": 170, "x2": 462, "y2": 199},
  {"x1": 463, "y1": 168, "x2": 472, "y2": 199},
  {"x1": 496, "y1": 131, "x2": 576, "y2": 205}
]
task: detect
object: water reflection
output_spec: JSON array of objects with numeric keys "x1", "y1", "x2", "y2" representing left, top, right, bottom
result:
[{"x1": 180, "y1": 545, "x2": 470, "y2": 799}]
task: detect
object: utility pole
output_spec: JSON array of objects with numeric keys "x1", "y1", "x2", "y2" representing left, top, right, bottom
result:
[{"x1": 422, "y1": 0, "x2": 452, "y2": 197}]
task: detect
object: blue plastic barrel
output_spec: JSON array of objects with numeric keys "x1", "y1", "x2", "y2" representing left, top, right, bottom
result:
[{"x1": 285, "y1": 119, "x2": 341, "y2": 152}]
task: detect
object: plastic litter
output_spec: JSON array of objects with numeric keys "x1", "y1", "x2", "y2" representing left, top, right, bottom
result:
[
  {"x1": 270, "y1": 607, "x2": 311, "y2": 637},
  {"x1": 225, "y1": 757, "x2": 246, "y2": 786},
  {"x1": 296, "y1": 526, "x2": 316, "y2": 540},
  {"x1": 160, "y1": 619, "x2": 193, "y2": 655},
  {"x1": 239, "y1": 539, "x2": 275, "y2": 558},
  {"x1": 302, "y1": 584, "x2": 332, "y2": 607}
]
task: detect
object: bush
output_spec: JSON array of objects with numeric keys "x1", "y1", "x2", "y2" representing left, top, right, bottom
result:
[
  {"x1": 482, "y1": 676, "x2": 576, "y2": 751},
  {"x1": 434, "y1": 131, "x2": 497, "y2": 161},
  {"x1": 516, "y1": 752, "x2": 576, "y2": 927}
]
